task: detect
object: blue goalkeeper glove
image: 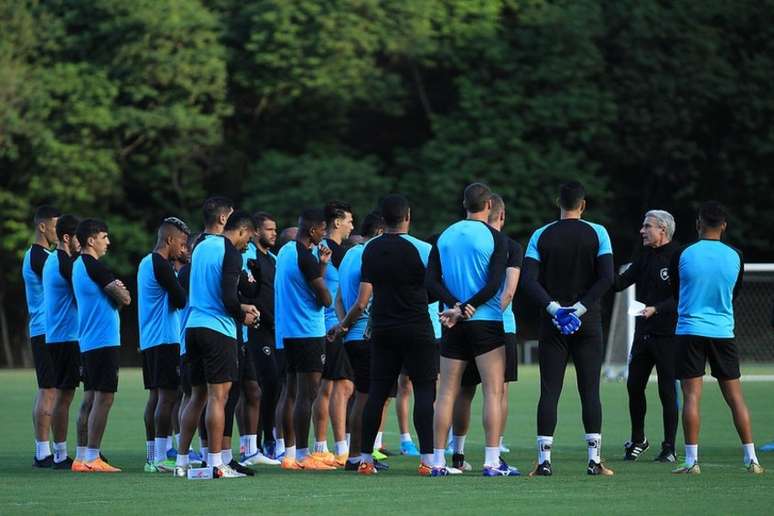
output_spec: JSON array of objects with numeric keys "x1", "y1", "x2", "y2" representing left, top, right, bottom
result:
[{"x1": 552, "y1": 307, "x2": 581, "y2": 335}]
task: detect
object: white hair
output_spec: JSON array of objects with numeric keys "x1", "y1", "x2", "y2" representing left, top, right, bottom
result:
[{"x1": 644, "y1": 210, "x2": 675, "y2": 240}]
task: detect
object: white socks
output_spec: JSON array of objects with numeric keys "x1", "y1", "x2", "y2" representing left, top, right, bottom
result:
[
  {"x1": 36, "y1": 441, "x2": 51, "y2": 460},
  {"x1": 685, "y1": 444, "x2": 698, "y2": 466},
  {"x1": 452, "y1": 435, "x2": 466, "y2": 454},
  {"x1": 85, "y1": 448, "x2": 100, "y2": 463},
  {"x1": 374, "y1": 432, "x2": 383, "y2": 450},
  {"x1": 54, "y1": 442, "x2": 67, "y2": 463},
  {"x1": 346, "y1": 433, "x2": 351, "y2": 449},
  {"x1": 208, "y1": 452, "x2": 223, "y2": 468},
  {"x1": 400, "y1": 433, "x2": 412, "y2": 444},
  {"x1": 421, "y1": 453, "x2": 433, "y2": 466},
  {"x1": 166, "y1": 435, "x2": 173, "y2": 451},
  {"x1": 314, "y1": 441, "x2": 327, "y2": 453},
  {"x1": 76, "y1": 446, "x2": 87, "y2": 461},
  {"x1": 146, "y1": 441, "x2": 155, "y2": 463},
  {"x1": 297, "y1": 448, "x2": 309, "y2": 460},
  {"x1": 537, "y1": 436, "x2": 553, "y2": 463},
  {"x1": 433, "y1": 448, "x2": 446, "y2": 468},
  {"x1": 154, "y1": 437, "x2": 167, "y2": 463},
  {"x1": 484, "y1": 446, "x2": 500, "y2": 467},
  {"x1": 276, "y1": 439, "x2": 286, "y2": 456},
  {"x1": 222, "y1": 448, "x2": 233, "y2": 464},
  {"x1": 743, "y1": 443, "x2": 758, "y2": 466},
  {"x1": 176, "y1": 454, "x2": 189, "y2": 468},
  {"x1": 585, "y1": 433, "x2": 602, "y2": 463},
  {"x1": 245, "y1": 434, "x2": 258, "y2": 456},
  {"x1": 335, "y1": 440, "x2": 348, "y2": 456}
]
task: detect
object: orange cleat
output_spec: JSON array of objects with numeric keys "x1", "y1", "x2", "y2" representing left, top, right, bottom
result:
[
  {"x1": 85, "y1": 458, "x2": 121, "y2": 473},
  {"x1": 299, "y1": 455, "x2": 337, "y2": 471},
  {"x1": 358, "y1": 462, "x2": 378, "y2": 475},
  {"x1": 334, "y1": 453, "x2": 348, "y2": 467},
  {"x1": 71, "y1": 459, "x2": 90, "y2": 473},
  {"x1": 281, "y1": 457, "x2": 303, "y2": 470},
  {"x1": 417, "y1": 463, "x2": 432, "y2": 476},
  {"x1": 310, "y1": 452, "x2": 338, "y2": 468}
]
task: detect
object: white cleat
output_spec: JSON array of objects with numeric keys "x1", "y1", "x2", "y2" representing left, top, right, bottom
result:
[
  {"x1": 446, "y1": 466, "x2": 463, "y2": 475},
  {"x1": 216, "y1": 464, "x2": 247, "y2": 478},
  {"x1": 241, "y1": 451, "x2": 281, "y2": 466}
]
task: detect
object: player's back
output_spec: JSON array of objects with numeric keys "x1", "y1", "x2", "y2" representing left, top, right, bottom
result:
[
  {"x1": 525, "y1": 219, "x2": 612, "y2": 308},
  {"x1": 42, "y1": 249, "x2": 78, "y2": 344},
  {"x1": 274, "y1": 240, "x2": 324, "y2": 340},
  {"x1": 187, "y1": 235, "x2": 235, "y2": 338},
  {"x1": 362, "y1": 233, "x2": 431, "y2": 330},
  {"x1": 338, "y1": 243, "x2": 369, "y2": 341},
  {"x1": 674, "y1": 240, "x2": 742, "y2": 338},
  {"x1": 22, "y1": 245, "x2": 50, "y2": 337},
  {"x1": 137, "y1": 252, "x2": 181, "y2": 349}
]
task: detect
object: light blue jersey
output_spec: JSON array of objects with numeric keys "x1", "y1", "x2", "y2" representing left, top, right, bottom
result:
[
  {"x1": 72, "y1": 255, "x2": 120, "y2": 352},
  {"x1": 275, "y1": 241, "x2": 325, "y2": 345},
  {"x1": 22, "y1": 245, "x2": 51, "y2": 337},
  {"x1": 42, "y1": 250, "x2": 79, "y2": 343}
]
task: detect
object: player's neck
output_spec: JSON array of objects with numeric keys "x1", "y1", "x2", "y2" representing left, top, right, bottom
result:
[
  {"x1": 325, "y1": 232, "x2": 343, "y2": 245},
  {"x1": 699, "y1": 231, "x2": 722, "y2": 241},
  {"x1": 296, "y1": 235, "x2": 314, "y2": 249},
  {"x1": 204, "y1": 224, "x2": 224, "y2": 235},
  {"x1": 34, "y1": 232, "x2": 49, "y2": 248},
  {"x1": 82, "y1": 247, "x2": 100, "y2": 260},
  {"x1": 256, "y1": 241, "x2": 271, "y2": 254},
  {"x1": 56, "y1": 243, "x2": 71, "y2": 256},
  {"x1": 560, "y1": 209, "x2": 582, "y2": 220},
  {"x1": 153, "y1": 245, "x2": 170, "y2": 260},
  {"x1": 384, "y1": 223, "x2": 409, "y2": 234},
  {"x1": 466, "y1": 211, "x2": 489, "y2": 223}
]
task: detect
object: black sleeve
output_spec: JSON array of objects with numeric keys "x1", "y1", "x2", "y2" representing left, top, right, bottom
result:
[
  {"x1": 58, "y1": 251, "x2": 74, "y2": 286},
  {"x1": 520, "y1": 257, "x2": 553, "y2": 308},
  {"x1": 579, "y1": 254, "x2": 614, "y2": 307},
  {"x1": 668, "y1": 246, "x2": 684, "y2": 305},
  {"x1": 238, "y1": 269, "x2": 259, "y2": 303},
  {"x1": 151, "y1": 253, "x2": 187, "y2": 309},
  {"x1": 464, "y1": 230, "x2": 509, "y2": 308},
  {"x1": 506, "y1": 239, "x2": 522, "y2": 269},
  {"x1": 733, "y1": 248, "x2": 744, "y2": 299},
  {"x1": 612, "y1": 254, "x2": 640, "y2": 292},
  {"x1": 30, "y1": 246, "x2": 49, "y2": 277},
  {"x1": 83, "y1": 255, "x2": 116, "y2": 288},
  {"x1": 221, "y1": 243, "x2": 244, "y2": 322},
  {"x1": 178, "y1": 265, "x2": 191, "y2": 296},
  {"x1": 654, "y1": 296, "x2": 676, "y2": 314},
  {"x1": 424, "y1": 244, "x2": 460, "y2": 308},
  {"x1": 298, "y1": 247, "x2": 322, "y2": 284}
]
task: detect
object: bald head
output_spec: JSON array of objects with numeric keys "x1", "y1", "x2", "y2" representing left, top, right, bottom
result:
[{"x1": 278, "y1": 226, "x2": 298, "y2": 248}]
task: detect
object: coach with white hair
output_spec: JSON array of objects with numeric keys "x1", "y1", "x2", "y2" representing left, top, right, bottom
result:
[{"x1": 612, "y1": 209, "x2": 680, "y2": 464}]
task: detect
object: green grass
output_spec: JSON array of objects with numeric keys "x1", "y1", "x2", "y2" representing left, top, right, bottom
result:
[{"x1": 1, "y1": 365, "x2": 772, "y2": 515}]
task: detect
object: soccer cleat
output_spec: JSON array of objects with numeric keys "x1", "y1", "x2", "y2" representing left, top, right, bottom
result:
[
  {"x1": 345, "y1": 460, "x2": 360, "y2": 471},
  {"x1": 144, "y1": 462, "x2": 159, "y2": 473},
  {"x1": 281, "y1": 457, "x2": 302, "y2": 470},
  {"x1": 33, "y1": 455, "x2": 54, "y2": 468},
  {"x1": 263, "y1": 441, "x2": 277, "y2": 459},
  {"x1": 334, "y1": 453, "x2": 348, "y2": 467},
  {"x1": 229, "y1": 459, "x2": 255, "y2": 476},
  {"x1": 373, "y1": 459, "x2": 389, "y2": 471},
  {"x1": 653, "y1": 443, "x2": 677, "y2": 463},
  {"x1": 746, "y1": 461, "x2": 764, "y2": 474},
  {"x1": 173, "y1": 465, "x2": 189, "y2": 478},
  {"x1": 85, "y1": 458, "x2": 121, "y2": 472},
  {"x1": 166, "y1": 448, "x2": 177, "y2": 460},
  {"x1": 760, "y1": 441, "x2": 774, "y2": 452},
  {"x1": 377, "y1": 447, "x2": 394, "y2": 457},
  {"x1": 431, "y1": 466, "x2": 450, "y2": 477},
  {"x1": 53, "y1": 457, "x2": 74, "y2": 470},
  {"x1": 372, "y1": 449, "x2": 388, "y2": 461},
  {"x1": 358, "y1": 462, "x2": 378, "y2": 475},
  {"x1": 241, "y1": 451, "x2": 281, "y2": 466},
  {"x1": 499, "y1": 458, "x2": 521, "y2": 476},
  {"x1": 672, "y1": 462, "x2": 701, "y2": 474},
  {"x1": 71, "y1": 459, "x2": 90, "y2": 473},
  {"x1": 499, "y1": 443, "x2": 511, "y2": 453},
  {"x1": 299, "y1": 455, "x2": 337, "y2": 470},
  {"x1": 446, "y1": 466, "x2": 463, "y2": 475},
  {"x1": 417, "y1": 463, "x2": 432, "y2": 476},
  {"x1": 310, "y1": 451, "x2": 338, "y2": 467},
  {"x1": 587, "y1": 460, "x2": 614, "y2": 476},
  {"x1": 400, "y1": 441, "x2": 420, "y2": 457},
  {"x1": 215, "y1": 463, "x2": 246, "y2": 478},
  {"x1": 188, "y1": 449, "x2": 204, "y2": 464},
  {"x1": 624, "y1": 439, "x2": 649, "y2": 461},
  {"x1": 451, "y1": 453, "x2": 472, "y2": 472},
  {"x1": 528, "y1": 461, "x2": 552, "y2": 477},
  {"x1": 154, "y1": 460, "x2": 175, "y2": 473}
]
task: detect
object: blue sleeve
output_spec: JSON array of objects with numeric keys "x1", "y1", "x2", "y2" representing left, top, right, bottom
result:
[
  {"x1": 525, "y1": 230, "x2": 541, "y2": 261},
  {"x1": 593, "y1": 223, "x2": 613, "y2": 256}
]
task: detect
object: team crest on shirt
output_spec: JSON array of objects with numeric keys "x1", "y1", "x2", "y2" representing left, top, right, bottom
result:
[
  {"x1": 321, "y1": 353, "x2": 326, "y2": 365},
  {"x1": 660, "y1": 268, "x2": 669, "y2": 281},
  {"x1": 262, "y1": 346, "x2": 271, "y2": 356}
]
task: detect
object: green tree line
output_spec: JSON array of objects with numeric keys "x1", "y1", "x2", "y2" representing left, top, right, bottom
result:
[{"x1": 2, "y1": 0, "x2": 773, "y2": 365}]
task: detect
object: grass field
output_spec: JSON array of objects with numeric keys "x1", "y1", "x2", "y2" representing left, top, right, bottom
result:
[{"x1": 1, "y1": 365, "x2": 772, "y2": 515}]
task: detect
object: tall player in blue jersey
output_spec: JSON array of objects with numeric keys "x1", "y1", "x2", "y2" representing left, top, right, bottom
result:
[
  {"x1": 72, "y1": 219, "x2": 132, "y2": 473},
  {"x1": 42, "y1": 214, "x2": 80, "y2": 469},
  {"x1": 137, "y1": 217, "x2": 190, "y2": 472},
  {"x1": 669, "y1": 202, "x2": 763, "y2": 474},
  {"x1": 427, "y1": 183, "x2": 517, "y2": 477},
  {"x1": 175, "y1": 211, "x2": 258, "y2": 478},
  {"x1": 23, "y1": 205, "x2": 59, "y2": 467},
  {"x1": 521, "y1": 181, "x2": 614, "y2": 476}
]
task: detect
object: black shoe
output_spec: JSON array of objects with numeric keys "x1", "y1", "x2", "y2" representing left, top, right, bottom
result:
[
  {"x1": 587, "y1": 460, "x2": 614, "y2": 476},
  {"x1": 374, "y1": 459, "x2": 389, "y2": 471},
  {"x1": 345, "y1": 460, "x2": 360, "y2": 471},
  {"x1": 529, "y1": 461, "x2": 552, "y2": 476},
  {"x1": 452, "y1": 453, "x2": 465, "y2": 470},
  {"x1": 33, "y1": 455, "x2": 54, "y2": 468},
  {"x1": 653, "y1": 443, "x2": 677, "y2": 463},
  {"x1": 229, "y1": 459, "x2": 255, "y2": 476},
  {"x1": 377, "y1": 447, "x2": 394, "y2": 457},
  {"x1": 201, "y1": 460, "x2": 207, "y2": 468},
  {"x1": 624, "y1": 440, "x2": 649, "y2": 461},
  {"x1": 53, "y1": 457, "x2": 74, "y2": 470},
  {"x1": 99, "y1": 452, "x2": 109, "y2": 463}
]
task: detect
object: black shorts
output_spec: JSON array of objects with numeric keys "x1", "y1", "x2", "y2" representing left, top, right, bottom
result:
[
  {"x1": 82, "y1": 347, "x2": 120, "y2": 393},
  {"x1": 676, "y1": 335, "x2": 740, "y2": 380},
  {"x1": 323, "y1": 336, "x2": 354, "y2": 381},
  {"x1": 31, "y1": 335, "x2": 56, "y2": 389},
  {"x1": 344, "y1": 339, "x2": 370, "y2": 393},
  {"x1": 284, "y1": 338, "x2": 325, "y2": 374},
  {"x1": 248, "y1": 327, "x2": 281, "y2": 388},
  {"x1": 142, "y1": 344, "x2": 181, "y2": 390},
  {"x1": 441, "y1": 321, "x2": 505, "y2": 362},
  {"x1": 48, "y1": 341, "x2": 81, "y2": 390},
  {"x1": 185, "y1": 327, "x2": 238, "y2": 385},
  {"x1": 240, "y1": 343, "x2": 258, "y2": 383},
  {"x1": 371, "y1": 324, "x2": 437, "y2": 384},
  {"x1": 180, "y1": 354, "x2": 192, "y2": 396},
  {"x1": 504, "y1": 333, "x2": 518, "y2": 382}
]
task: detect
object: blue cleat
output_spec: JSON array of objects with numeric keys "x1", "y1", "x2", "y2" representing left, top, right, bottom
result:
[
  {"x1": 188, "y1": 449, "x2": 203, "y2": 464},
  {"x1": 483, "y1": 459, "x2": 521, "y2": 477},
  {"x1": 374, "y1": 459, "x2": 390, "y2": 471},
  {"x1": 760, "y1": 441, "x2": 774, "y2": 452},
  {"x1": 166, "y1": 448, "x2": 178, "y2": 460},
  {"x1": 431, "y1": 466, "x2": 449, "y2": 477},
  {"x1": 400, "y1": 441, "x2": 420, "y2": 457},
  {"x1": 263, "y1": 441, "x2": 276, "y2": 460}
]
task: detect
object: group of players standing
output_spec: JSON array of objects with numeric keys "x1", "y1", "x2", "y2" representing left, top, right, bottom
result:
[{"x1": 23, "y1": 180, "x2": 764, "y2": 478}]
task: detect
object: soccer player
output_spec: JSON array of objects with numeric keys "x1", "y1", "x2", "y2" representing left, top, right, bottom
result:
[
  {"x1": 521, "y1": 180, "x2": 614, "y2": 476},
  {"x1": 669, "y1": 202, "x2": 763, "y2": 474},
  {"x1": 340, "y1": 194, "x2": 437, "y2": 475},
  {"x1": 311, "y1": 201, "x2": 355, "y2": 466},
  {"x1": 175, "y1": 211, "x2": 259, "y2": 478},
  {"x1": 612, "y1": 210, "x2": 679, "y2": 462},
  {"x1": 42, "y1": 214, "x2": 80, "y2": 469},
  {"x1": 329, "y1": 211, "x2": 385, "y2": 470},
  {"x1": 426, "y1": 183, "x2": 517, "y2": 477},
  {"x1": 71, "y1": 219, "x2": 131, "y2": 472},
  {"x1": 138, "y1": 217, "x2": 190, "y2": 472},
  {"x1": 274, "y1": 208, "x2": 336, "y2": 470},
  {"x1": 23, "y1": 205, "x2": 59, "y2": 467}
]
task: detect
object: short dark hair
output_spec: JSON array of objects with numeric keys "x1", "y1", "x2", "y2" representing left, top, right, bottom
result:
[
  {"x1": 224, "y1": 210, "x2": 257, "y2": 232},
  {"x1": 380, "y1": 194, "x2": 410, "y2": 227},
  {"x1": 76, "y1": 218, "x2": 109, "y2": 247},
  {"x1": 698, "y1": 201, "x2": 728, "y2": 228},
  {"x1": 360, "y1": 211, "x2": 385, "y2": 238},
  {"x1": 202, "y1": 196, "x2": 234, "y2": 226},
  {"x1": 253, "y1": 211, "x2": 276, "y2": 227},
  {"x1": 55, "y1": 214, "x2": 80, "y2": 241},
  {"x1": 488, "y1": 193, "x2": 505, "y2": 224},
  {"x1": 559, "y1": 181, "x2": 586, "y2": 210},
  {"x1": 299, "y1": 208, "x2": 326, "y2": 234},
  {"x1": 161, "y1": 216, "x2": 191, "y2": 236},
  {"x1": 34, "y1": 205, "x2": 61, "y2": 224},
  {"x1": 463, "y1": 183, "x2": 492, "y2": 213},
  {"x1": 324, "y1": 201, "x2": 353, "y2": 226}
]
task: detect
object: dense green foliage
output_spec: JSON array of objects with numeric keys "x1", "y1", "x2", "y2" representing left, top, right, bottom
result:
[{"x1": 2, "y1": 0, "x2": 773, "y2": 361}]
